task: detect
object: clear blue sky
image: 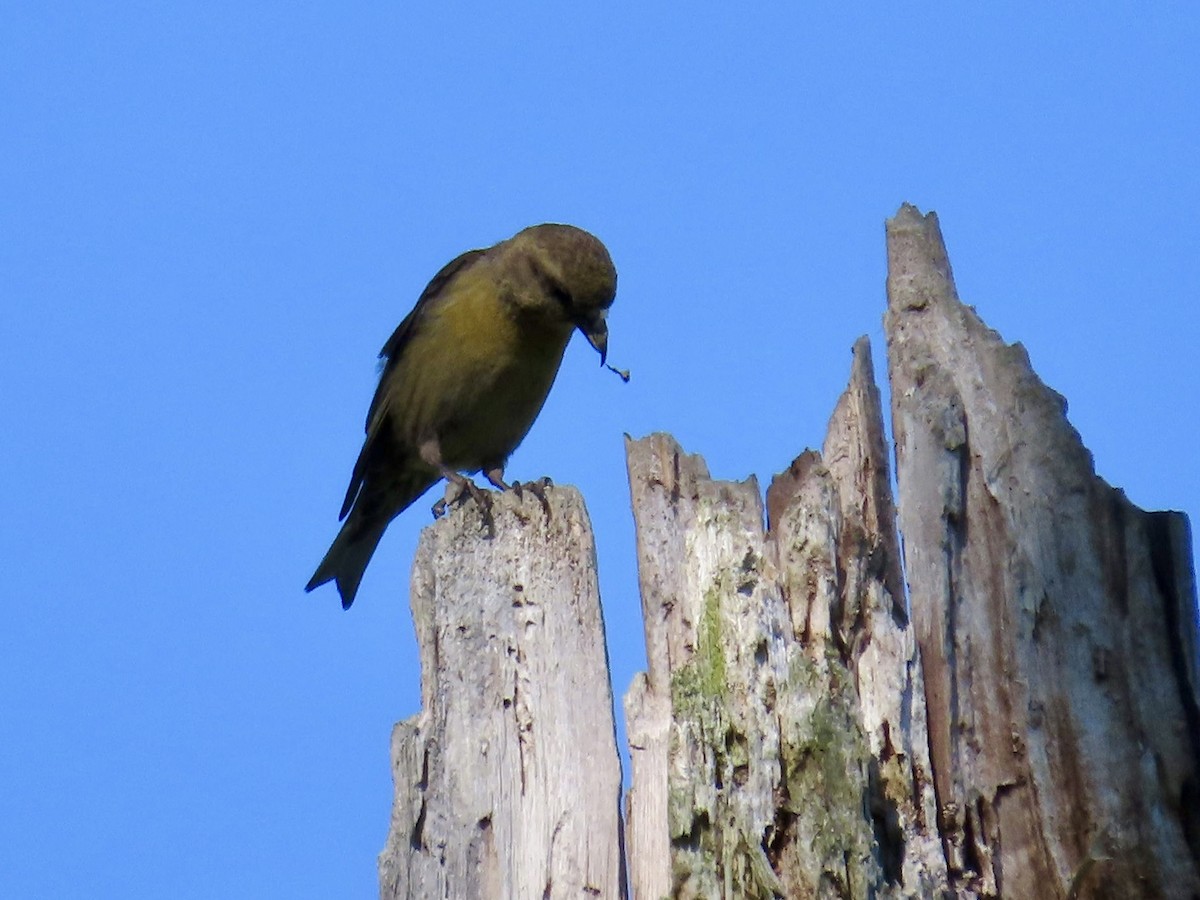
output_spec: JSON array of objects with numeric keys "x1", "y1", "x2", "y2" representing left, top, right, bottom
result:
[{"x1": 4, "y1": 5, "x2": 1197, "y2": 897}]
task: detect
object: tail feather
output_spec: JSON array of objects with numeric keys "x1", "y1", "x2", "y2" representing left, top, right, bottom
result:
[
  {"x1": 305, "y1": 512, "x2": 390, "y2": 610},
  {"x1": 307, "y1": 470, "x2": 439, "y2": 609}
]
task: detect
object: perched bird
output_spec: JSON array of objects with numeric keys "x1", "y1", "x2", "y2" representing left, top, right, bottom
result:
[{"x1": 306, "y1": 223, "x2": 618, "y2": 609}]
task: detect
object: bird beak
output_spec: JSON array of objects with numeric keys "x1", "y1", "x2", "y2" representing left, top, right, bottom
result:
[{"x1": 577, "y1": 311, "x2": 608, "y2": 366}]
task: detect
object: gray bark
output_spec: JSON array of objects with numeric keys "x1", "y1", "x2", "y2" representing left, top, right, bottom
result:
[
  {"x1": 622, "y1": 434, "x2": 855, "y2": 900},
  {"x1": 378, "y1": 486, "x2": 624, "y2": 900},
  {"x1": 379, "y1": 203, "x2": 1199, "y2": 900},
  {"x1": 622, "y1": 336, "x2": 949, "y2": 899},
  {"x1": 885, "y1": 203, "x2": 1200, "y2": 898}
]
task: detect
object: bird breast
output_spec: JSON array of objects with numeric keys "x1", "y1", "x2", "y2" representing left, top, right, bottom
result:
[{"x1": 387, "y1": 278, "x2": 574, "y2": 470}]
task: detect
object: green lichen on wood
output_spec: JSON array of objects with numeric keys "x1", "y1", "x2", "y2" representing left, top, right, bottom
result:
[
  {"x1": 775, "y1": 652, "x2": 879, "y2": 894},
  {"x1": 665, "y1": 576, "x2": 787, "y2": 898},
  {"x1": 671, "y1": 583, "x2": 728, "y2": 713},
  {"x1": 663, "y1": 529, "x2": 880, "y2": 898},
  {"x1": 666, "y1": 581, "x2": 728, "y2": 844}
]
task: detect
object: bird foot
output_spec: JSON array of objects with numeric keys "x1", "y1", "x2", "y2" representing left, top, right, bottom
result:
[
  {"x1": 431, "y1": 478, "x2": 490, "y2": 514},
  {"x1": 431, "y1": 478, "x2": 496, "y2": 535},
  {"x1": 513, "y1": 476, "x2": 553, "y2": 519}
]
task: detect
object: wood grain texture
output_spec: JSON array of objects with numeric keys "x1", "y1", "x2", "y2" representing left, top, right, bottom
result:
[
  {"x1": 378, "y1": 204, "x2": 1199, "y2": 900},
  {"x1": 378, "y1": 486, "x2": 624, "y2": 900},
  {"x1": 622, "y1": 334, "x2": 952, "y2": 899},
  {"x1": 885, "y1": 203, "x2": 1200, "y2": 898}
]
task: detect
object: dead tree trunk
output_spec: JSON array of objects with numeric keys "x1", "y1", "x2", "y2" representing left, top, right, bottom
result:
[
  {"x1": 380, "y1": 204, "x2": 1199, "y2": 899},
  {"x1": 378, "y1": 487, "x2": 625, "y2": 899},
  {"x1": 622, "y1": 348, "x2": 947, "y2": 899},
  {"x1": 884, "y1": 204, "x2": 1200, "y2": 898}
]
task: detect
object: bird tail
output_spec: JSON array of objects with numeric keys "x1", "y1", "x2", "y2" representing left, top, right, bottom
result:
[
  {"x1": 305, "y1": 510, "x2": 390, "y2": 610},
  {"x1": 307, "y1": 469, "x2": 439, "y2": 609}
]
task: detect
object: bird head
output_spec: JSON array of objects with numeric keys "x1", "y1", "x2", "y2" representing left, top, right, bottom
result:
[{"x1": 511, "y1": 224, "x2": 617, "y2": 365}]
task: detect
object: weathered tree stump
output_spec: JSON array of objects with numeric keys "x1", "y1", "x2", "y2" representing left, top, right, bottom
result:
[
  {"x1": 380, "y1": 205, "x2": 1200, "y2": 899},
  {"x1": 378, "y1": 487, "x2": 624, "y2": 899},
  {"x1": 885, "y1": 204, "x2": 1200, "y2": 898},
  {"x1": 622, "y1": 341, "x2": 946, "y2": 899}
]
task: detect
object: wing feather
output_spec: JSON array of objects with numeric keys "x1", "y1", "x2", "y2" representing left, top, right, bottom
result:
[{"x1": 337, "y1": 247, "x2": 488, "y2": 520}]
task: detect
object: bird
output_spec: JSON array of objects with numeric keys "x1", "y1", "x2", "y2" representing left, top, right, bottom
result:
[{"x1": 306, "y1": 223, "x2": 618, "y2": 609}]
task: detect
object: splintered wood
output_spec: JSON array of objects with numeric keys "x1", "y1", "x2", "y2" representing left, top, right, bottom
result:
[
  {"x1": 381, "y1": 205, "x2": 1200, "y2": 899},
  {"x1": 378, "y1": 487, "x2": 623, "y2": 900},
  {"x1": 885, "y1": 205, "x2": 1199, "y2": 898}
]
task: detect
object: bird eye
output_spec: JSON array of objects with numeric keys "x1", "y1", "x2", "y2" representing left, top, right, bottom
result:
[{"x1": 550, "y1": 284, "x2": 573, "y2": 310}]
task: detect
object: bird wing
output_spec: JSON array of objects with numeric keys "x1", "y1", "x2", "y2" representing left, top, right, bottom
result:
[{"x1": 338, "y1": 247, "x2": 488, "y2": 521}]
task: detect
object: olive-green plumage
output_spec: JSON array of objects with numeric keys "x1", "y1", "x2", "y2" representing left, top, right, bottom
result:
[{"x1": 306, "y1": 223, "x2": 617, "y2": 608}]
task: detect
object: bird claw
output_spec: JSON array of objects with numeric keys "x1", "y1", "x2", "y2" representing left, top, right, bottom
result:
[
  {"x1": 432, "y1": 478, "x2": 487, "y2": 511},
  {"x1": 430, "y1": 478, "x2": 495, "y2": 534},
  {"x1": 524, "y1": 477, "x2": 553, "y2": 519},
  {"x1": 429, "y1": 474, "x2": 548, "y2": 527},
  {"x1": 462, "y1": 480, "x2": 489, "y2": 509}
]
